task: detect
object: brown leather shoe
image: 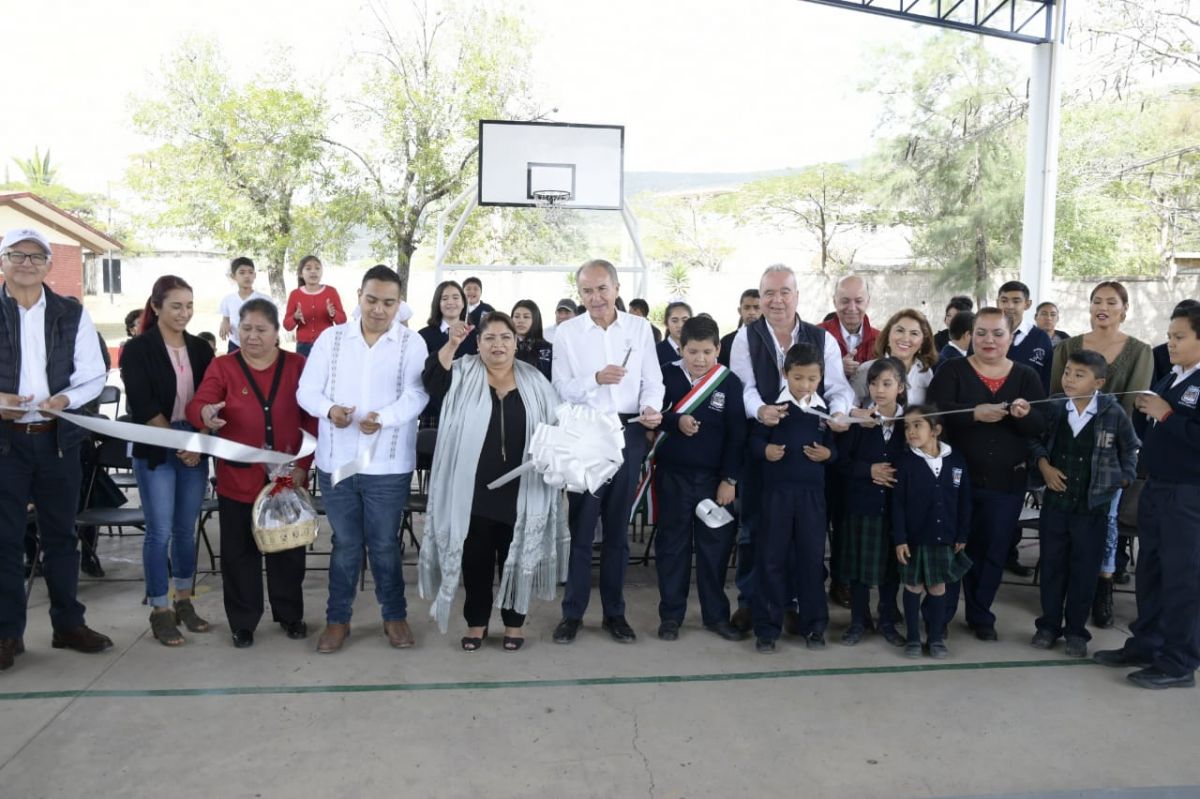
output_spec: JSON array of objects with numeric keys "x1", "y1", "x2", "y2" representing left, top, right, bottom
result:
[
  {"x1": 51, "y1": 625, "x2": 113, "y2": 653},
  {"x1": 730, "y1": 607, "x2": 753, "y2": 633},
  {"x1": 0, "y1": 639, "x2": 17, "y2": 671},
  {"x1": 384, "y1": 619, "x2": 415, "y2": 649},
  {"x1": 317, "y1": 623, "x2": 350, "y2": 654}
]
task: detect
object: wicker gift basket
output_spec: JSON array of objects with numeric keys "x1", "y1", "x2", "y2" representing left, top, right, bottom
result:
[{"x1": 251, "y1": 470, "x2": 319, "y2": 553}]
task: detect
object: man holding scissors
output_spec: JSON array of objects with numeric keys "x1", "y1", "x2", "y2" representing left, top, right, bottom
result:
[{"x1": 551, "y1": 259, "x2": 665, "y2": 644}]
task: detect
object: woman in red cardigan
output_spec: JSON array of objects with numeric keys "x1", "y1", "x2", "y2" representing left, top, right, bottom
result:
[
  {"x1": 187, "y1": 298, "x2": 317, "y2": 648},
  {"x1": 282, "y1": 255, "x2": 346, "y2": 357}
]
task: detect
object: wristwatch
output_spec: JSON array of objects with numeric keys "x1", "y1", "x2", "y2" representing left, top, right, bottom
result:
[{"x1": 723, "y1": 478, "x2": 738, "y2": 487}]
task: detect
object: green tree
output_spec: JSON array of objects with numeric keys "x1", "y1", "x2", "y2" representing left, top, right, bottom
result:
[
  {"x1": 328, "y1": 1, "x2": 537, "y2": 287},
  {"x1": 127, "y1": 39, "x2": 358, "y2": 299},
  {"x1": 11, "y1": 147, "x2": 58, "y2": 186},
  {"x1": 447, "y1": 206, "x2": 589, "y2": 266},
  {"x1": 729, "y1": 164, "x2": 869, "y2": 275},
  {"x1": 636, "y1": 192, "x2": 732, "y2": 275},
  {"x1": 867, "y1": 35, "x2": 1026, "y2": 303}
]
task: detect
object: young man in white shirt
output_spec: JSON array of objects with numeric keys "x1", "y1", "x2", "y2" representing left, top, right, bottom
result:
[
  {"x1": 0, "y1": 228, "x2": 111, "y2": 671},
  {"x1": 551, "y1": 259, "x2": 665, "y2": 644},
  {"x1": 298, "y1": 265, "x2": 430, "y2": 654},
  {"x1": 218, "y1": 257, "x2": 271, "y2": 353}
]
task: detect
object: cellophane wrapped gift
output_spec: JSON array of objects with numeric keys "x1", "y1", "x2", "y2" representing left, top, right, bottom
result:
[{"x1": 251, "y1": 465, "x2": 319, "y2": 553}]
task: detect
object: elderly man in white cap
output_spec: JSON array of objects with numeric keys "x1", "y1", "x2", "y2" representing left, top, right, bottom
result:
[{"x1": 0, "y1": 228, "x2": 110, "y2": 671}]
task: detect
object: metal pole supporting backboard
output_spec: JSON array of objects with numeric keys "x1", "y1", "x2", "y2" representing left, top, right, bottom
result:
[{"x1": 1019, "y1": 0, "x2": 1066, "y2": 307}]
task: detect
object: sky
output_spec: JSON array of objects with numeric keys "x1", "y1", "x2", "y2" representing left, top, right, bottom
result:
[{"x1": 1, "y1": 0, "x2": 1037, "y2": 198}]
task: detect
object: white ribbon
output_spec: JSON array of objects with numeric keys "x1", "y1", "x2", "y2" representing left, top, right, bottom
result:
[
  {"x1": 487, "y1": 403, "x2": 627, "y2": 495},
  {"x1": 1, "y1": 405, "x2": 316, "y2": 466},
  {"x1": 329, "y1": 432, "x2": 380, "y2": 487}
]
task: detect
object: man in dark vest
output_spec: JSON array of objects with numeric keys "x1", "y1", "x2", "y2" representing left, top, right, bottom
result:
[
  {"x1": 727, "y1": 264, "x2": 855, "y2": 631},
  {"x1": 0, "y1": 228, "x2": 111, "y2": 671}
]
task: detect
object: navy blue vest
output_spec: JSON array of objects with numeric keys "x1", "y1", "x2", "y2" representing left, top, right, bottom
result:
[
  {"x1": 745, "y1": 316, "x2": 827, "y2": 405},
  {"x1": 0, "y1": 285, "x2": 90, "y2": 453}
]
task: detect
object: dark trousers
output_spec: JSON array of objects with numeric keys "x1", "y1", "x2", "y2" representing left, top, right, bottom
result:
[
  {"x1": 826, "y1": 473, "x2": 847, "y2": 589},
  {"x1": 1036, "y1": 507, "x2": 1107, "y2": 640},
  {"x1": 562, "y1": 424, "x2": 647, "y2": 620},
  {"x1": 462, "y1": 515, "x2": 525, "y2": 629},
  {"x1": 1127, "y1": 482, "x2": 1200, "y2": 677},
  {"x1": 0, "y1": 436, "x2": 85, "y2": 638},
  {"x1": 753, "y1": 485, "x2": 827, "y2": 640},
  {"x1": 653, "y1": 469, "x2": 735, "y2": 627},
  {"x1": 217, "y1": 495, "x2": 305, "y2": 632},
  {"x1": 944, "y1": 488, "x2": 1024, "y2": 630},
  {"x1": 734, "y1": 456, "x2": 762, "y2": 609}
]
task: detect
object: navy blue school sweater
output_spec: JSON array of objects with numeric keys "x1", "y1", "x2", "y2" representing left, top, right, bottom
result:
[
  {"x1": 1009, "y1": 324, "x2": 1054, "y2": 393},
  {"x1": 749, "y1": 403, "x2": 837, "y2": 488},
  {"x1": 656, "y1": 338, "x2": 680, "y2": 366},
  {"x1": 890, "y1": 446, "x2": 972, "y2": 547},
  {"x1": 837, "y1": 419, "x2": 908, "y2": 517},
  {"x1": 1141, "y1": 368, "x2": 1200, "y2": 485},
  {"x1": 657, "y1": 364, "x2": 746, "y2": 482}
]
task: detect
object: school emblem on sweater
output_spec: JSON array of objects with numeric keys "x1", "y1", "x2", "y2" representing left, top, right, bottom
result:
[
  {"x1": 1183, "y1": 386, "x2": 1200, "y2": 408},
  {"x1": 709, "y1": 391, "x2": 726, "y2": 411},
  {"x1": 1030, "y1": 347, "x2": 1046, "y2": 366},
  {"x1": 952, "y1": 467, "x2": 963, "y2": 487}
]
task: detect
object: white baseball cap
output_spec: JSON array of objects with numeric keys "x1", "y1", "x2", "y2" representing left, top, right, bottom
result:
[{"x1": 1, "y1": 227, "x2": 52, "y2": 255}]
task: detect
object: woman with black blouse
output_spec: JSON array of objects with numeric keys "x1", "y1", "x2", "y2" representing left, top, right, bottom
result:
[
  {"x1": 419, "y1": 312, "x2": 565, "y2": 652},
  {"x1": 927, "y1": 306, "x2": 1046, "y2": 641},
  {"x1": 120, "y1": 275, "x2": 214, "y2": 646}
]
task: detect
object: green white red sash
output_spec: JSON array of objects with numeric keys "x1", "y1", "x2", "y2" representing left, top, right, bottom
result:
[{"x1": 630, "y1": 364, "x2": 732, "y2": 525}]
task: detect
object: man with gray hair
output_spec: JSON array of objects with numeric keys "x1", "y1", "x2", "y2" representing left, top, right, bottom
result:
[
  {"x1": 819, "y1": 274, "x2": 879, "y2": 381},
  {"x1": 551, "y1": 258, "x2": 664, "y2": 644},
  {"x1": 0, "y1": 228, "x2": 111, "y2": 671},
  {"x1": 727, "y1": 264, "x2": 855, "y2": 632}
]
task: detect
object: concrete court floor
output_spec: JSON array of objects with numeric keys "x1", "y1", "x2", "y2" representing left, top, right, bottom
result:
[{"x1": 2, "y1": 531, "x2": 1198, "y2": 799}]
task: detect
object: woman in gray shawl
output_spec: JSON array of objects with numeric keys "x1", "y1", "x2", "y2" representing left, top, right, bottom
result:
[{"x1": 418, "y1": 311, "x2": 567, "y2": 651}]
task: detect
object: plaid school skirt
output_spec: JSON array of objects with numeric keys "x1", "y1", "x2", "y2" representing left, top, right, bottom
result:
[
  {"x1": 898, "y1": 544, "x2": 972, "y2": 587},
  {"x1": 835, "y1": 512, "x2": 894, "y2": 587}
]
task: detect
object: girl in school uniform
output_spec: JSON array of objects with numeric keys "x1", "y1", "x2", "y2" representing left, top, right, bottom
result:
[
  {"x1": 891, "y1": 404, "x2": 973, "y2": 659},
  {"x1": 835, "y1": 357, "x2": 908, "y2": 646}
]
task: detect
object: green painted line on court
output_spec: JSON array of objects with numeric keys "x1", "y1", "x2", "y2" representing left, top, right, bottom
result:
[{"x1": 0, "y1": 658, "x2": 1095, "y2": 702}]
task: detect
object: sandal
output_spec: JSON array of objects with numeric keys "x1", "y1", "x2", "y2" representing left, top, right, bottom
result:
[
  {"x1": 150, "y1": 610, "x2": 185, "y2": 646},
  {"x1": 173, "y1": 599, "x2": 211, "y2": 633},
  {"x1": 460, "y1": 627, "x2": 488, "y2": 652},
  {"x1": 503, "y1": 635, "x2": 525, "y2": 652}
]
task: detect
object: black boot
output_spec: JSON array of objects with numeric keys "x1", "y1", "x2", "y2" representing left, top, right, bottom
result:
[{"x1": 1092, "y1": 576, "x2": 1114, "y2": 629}]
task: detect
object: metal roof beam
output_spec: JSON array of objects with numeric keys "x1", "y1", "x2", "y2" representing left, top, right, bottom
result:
[{"x1": 797, "y1": 0, "x2": 1058, "y2": 44}]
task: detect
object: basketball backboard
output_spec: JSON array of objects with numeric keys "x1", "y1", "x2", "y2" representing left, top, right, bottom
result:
[{"x1": 478, "y1": 120, "x2": 624, "y2": 211}]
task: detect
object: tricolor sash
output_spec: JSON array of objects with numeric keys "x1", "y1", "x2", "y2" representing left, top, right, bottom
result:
[{"x1": 630, "y1": 364, "x2": 732, "y2": 524}]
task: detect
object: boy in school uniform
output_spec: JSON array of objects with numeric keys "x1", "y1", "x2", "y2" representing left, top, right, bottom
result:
[
  {"x1": 935, "y1": 311, "x2": 974, "y2": 372},
  {"x1": 651, "y1": 316, "x2": 747, "y2": 642},
  {"x1": 1031, "y1": 350, "x2": 1140, "y2": 658},
  {"x1": 1096, "y1": 304, "x2": 1200, "y2": 689},
  {"x1": 749, "y1": 343, "x2": 836, "y2": 653},
  {"x1": 218, "y1": 257, "x2": 271, "y2": 353}
]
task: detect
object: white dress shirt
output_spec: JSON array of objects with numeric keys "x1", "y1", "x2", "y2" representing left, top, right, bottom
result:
[
  {"x1": 551, "y1": 310, "x2": 664, "y2": 414},
  {"x1": 841, "y1": 323, "x2": 861, "y2": 354},
  {"x1": 729, "y1": 318, "x2": 855, "y2": 419},
  {"x1": 1012, "y1": 318, "x2": 1036, "y2": 348},
  {"x1": 1066, "y1": 391, "x2": 1099, "y2": 437},
  {"x1": 11, "y1": 287, "x2": 106, "y2": 423},
  {"x1": 297, "y1": 320, "x2": 430, "y2": 475},
  {"x1": 1171, "y1": 363, "x2": 1200, "y2": 388}
]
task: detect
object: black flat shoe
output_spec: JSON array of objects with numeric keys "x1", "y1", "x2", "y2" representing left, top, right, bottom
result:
[
  {"x1": 657, "y1": 620, "x2": 680, "y2": 641},
  {"x1": 1094, "y1": 648, "x2": 1152, "y2": 669},
  {"x1": 280, "y1": 620, "x2": 308, "y2": 640},
  {"x1": 1127, "y1": 667, "x2": 1195, "y2": 690},
  {"x1": 841, "y1": 625, "x2": 866, "y2": 646},
  {"x1": 971, "y1": 625, "x2": 998, "y2": 642},
  {"x1": 231, "y1": 629, "x2": 254, "y2": 648},
  {"x1": 503, "y1": 635, "x2": 525, "y2": 652},
  {"x1": 602, "y1": 615, "x2": 636, "y2": 643},
  {"x1": 879, "y1": 625, "x2": 905, "y2": 647},
  {"x1": 704, "y1": 621, "x2": 746, "y2": 642},
  {"x1": 553, "y1": 617, "x2": 581, "y2": 644},
  {"x1": 755, "y1": 637, "x2": 776, "y2": 654}
]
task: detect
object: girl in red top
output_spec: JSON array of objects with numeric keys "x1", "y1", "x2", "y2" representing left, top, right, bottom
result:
[
  {"x1": 283, "y1": 255, "x2": 346, "y2": 357},
  {"x1": 187, "y1": 299, "x2": 317, "y2": 648}
]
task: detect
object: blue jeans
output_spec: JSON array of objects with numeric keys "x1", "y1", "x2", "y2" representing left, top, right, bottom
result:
[
  {"x1": 318, "y1": 469, "x2": 411, "y2": 624},
  {"x1": 134, "y1": 441, "x2": 208, "y2": 607},
  {"x1": 1101, "y1": 488, "x2": 1122, "y2": 574}
]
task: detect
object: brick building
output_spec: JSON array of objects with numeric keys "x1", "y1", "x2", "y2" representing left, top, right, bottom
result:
[{"x1": 0, "y1": 192, "x2": 123, "y2": 298}]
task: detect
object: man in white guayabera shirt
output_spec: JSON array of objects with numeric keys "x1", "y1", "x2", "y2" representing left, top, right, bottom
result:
[
  {"x1": 550, "y1": 258, "x2": 665, "y2": 645},
  {"x1": 298, "y1": 265, "x2": 429, "y2": 655}
]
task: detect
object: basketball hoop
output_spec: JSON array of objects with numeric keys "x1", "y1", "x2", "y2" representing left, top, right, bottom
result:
[{"x1": 531, "y1": 188, "x2": 573, "y2": 223}]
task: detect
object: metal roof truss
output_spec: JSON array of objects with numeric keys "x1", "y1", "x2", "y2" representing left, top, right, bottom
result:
[{"x1": 798, "y1": 0, "x2": 1058, "y2": 44}]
